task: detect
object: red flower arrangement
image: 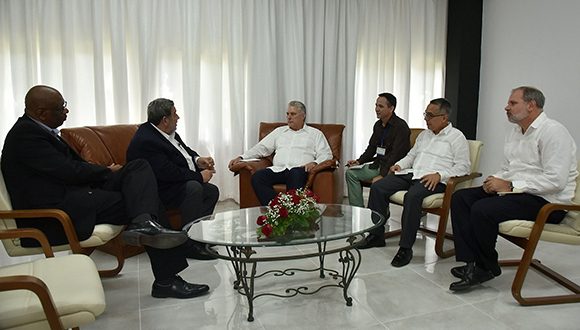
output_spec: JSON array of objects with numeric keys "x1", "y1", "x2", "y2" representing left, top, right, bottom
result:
[{"x1": 256, "y1": 188, "x2": 321, "y2": 239}]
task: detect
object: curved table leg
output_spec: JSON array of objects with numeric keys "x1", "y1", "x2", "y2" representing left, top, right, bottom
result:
[
  {"x1": 317, "y1": 241, "x2": 327, "y2": 278},
  {"x1": 224, "y1": 235, "x2": 364, "y2": 321},
  {"x1": 338, "y1": 247, "x2": 361, "y2": 306},
  {"x1": 227, "y1": 246, "x2": 258, "y2": 322}
]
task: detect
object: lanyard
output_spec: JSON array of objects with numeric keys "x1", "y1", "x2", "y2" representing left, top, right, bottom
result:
[{"x1": 380, "y1": 124, "x2": 390, "y2": 146}]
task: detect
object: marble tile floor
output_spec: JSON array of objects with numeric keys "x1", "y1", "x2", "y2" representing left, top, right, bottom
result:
[{"x1": 2, "y1": 200, "x2": 580, "y2": 329}]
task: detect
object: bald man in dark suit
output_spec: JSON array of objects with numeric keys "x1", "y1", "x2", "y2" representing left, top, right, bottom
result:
[{"x1": 1, "y1": 85, "x2": 209, "y2": 299}]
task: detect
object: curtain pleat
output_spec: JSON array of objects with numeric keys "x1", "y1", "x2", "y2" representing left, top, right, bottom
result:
[{"x1": 0, "y1": 0, "x2": 447, "y2": 202}]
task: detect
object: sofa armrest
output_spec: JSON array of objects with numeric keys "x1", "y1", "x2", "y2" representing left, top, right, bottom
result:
[
  {"x1": 229, "y1": 159, "x2": 272, "y2": 175},
  {"x1": 305, "y1": 159, "x2": 338, "y2": 188}
]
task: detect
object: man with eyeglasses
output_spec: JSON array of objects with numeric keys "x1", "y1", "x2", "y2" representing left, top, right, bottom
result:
[
  {"x1": 360, "y1": 98, "x2": 470, "y2": 269},
  {"x1": 1, "y1": 85, "x2": 210, "y2": 299},
  {"x1": 345, "y1": 92, "x2": 411, "y2": 207}
]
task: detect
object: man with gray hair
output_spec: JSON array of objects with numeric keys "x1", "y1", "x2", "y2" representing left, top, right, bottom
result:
[
  {"x1": 228, "y1": 101, "x2": 332, "y2": 205},
  {"x1": 449, "y1": 86, "x2": 577, "y2": 291},
  {"x1": 127, "y1": 98, "x2": 219, "y2": 260}
]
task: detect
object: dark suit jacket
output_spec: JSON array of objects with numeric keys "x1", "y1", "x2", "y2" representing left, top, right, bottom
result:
[
  {"x1": 126, "y1": 123, "x2": 202, "y2": 207},
  {"x1": 1, "y1": 115, "x2": 112, "y2": 245}
]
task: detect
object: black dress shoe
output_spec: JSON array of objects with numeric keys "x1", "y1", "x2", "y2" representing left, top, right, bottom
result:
[
  {"x1": 357, "y1": 234, "x2": 386, "y2": 249},
  {"x1": 391, "y1": 247, "x2": 413, "y2": 267},
  {"x1": 151, "y1": 276, "x2": 210, "y2": 299},
  {"x1": 449, "y1": 262, "x2": 495, "y2": 291},
  {"x1": 450, "y1": 265, "x2": 467, "y2": 279},
  {"x1": 451, "y1": 263, "x2": 501, "y2": 278},
  {"x1": 123, "y1": 217, "x2": 188, "y2": 249},
  {"x1": 186, "y1": 242, "x2": 219, "y2": 260}
]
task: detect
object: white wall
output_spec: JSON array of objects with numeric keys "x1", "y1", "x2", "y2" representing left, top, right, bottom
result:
[{"x1": 478, "y1": 0, "x2": 580, "y2": 179}]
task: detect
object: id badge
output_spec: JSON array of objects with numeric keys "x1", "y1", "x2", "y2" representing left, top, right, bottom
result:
[{"x1": 376, "y1": 146, "x2": 386, "y2": 156}]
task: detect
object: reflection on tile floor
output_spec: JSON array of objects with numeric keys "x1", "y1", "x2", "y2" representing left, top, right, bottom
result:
[{"x1": 2, "y1": 199, "x2": 579, "y2": 329}]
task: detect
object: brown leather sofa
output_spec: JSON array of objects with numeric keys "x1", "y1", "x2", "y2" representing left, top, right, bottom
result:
[
  {"x1": 61, "y1": 124, "x2": 139, "y2": 166},
  {"x1": 60, "y1": 124, "x2": 195, "y2": 232},
  {"x1": 60, "y1": 124, "x2": 193, "y2": 257},
  {"x1": 60, "y1": 124, "x2": 143, "y2": 257},
  {"x1": 229, "y1": 122, "x2": 345, "y2": 208}
]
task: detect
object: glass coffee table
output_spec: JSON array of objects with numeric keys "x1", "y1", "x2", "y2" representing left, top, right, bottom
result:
[{"x1": 187, "y1": 204, "x2": 384, "y2": 321}]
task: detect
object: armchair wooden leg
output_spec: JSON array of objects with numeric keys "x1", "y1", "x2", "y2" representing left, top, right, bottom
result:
[
  {"x1": 431, "y1": 212, "x2": 455, "y2": 258},
  {"x1": 87, "y1": 235, "x2": 126, "y2": 278},
  {"x1": 414, "y1": 211, "x2": 455, "y2": 258},
  {"x1": 384, "y1": 229, "x2": 402, "y2": 239},
  {"x1": 500, "y1": 237, "x2": 580, "y2": 306},
  {"x1": 383, "y1": 212, "x2": 456, "y2": 258},
  {"x1": 415, "y1": 226, "x2": 454, "y2": 258}
]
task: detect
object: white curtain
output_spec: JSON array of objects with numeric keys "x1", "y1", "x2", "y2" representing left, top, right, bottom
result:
[{"x1": 0, "y1": 0, "x2": 447, "y2": 202}]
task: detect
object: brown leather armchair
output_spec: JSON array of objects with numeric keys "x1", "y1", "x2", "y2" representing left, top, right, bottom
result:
[{"x1": 229, "y1": 122, "x2": 345, "y2": 208}]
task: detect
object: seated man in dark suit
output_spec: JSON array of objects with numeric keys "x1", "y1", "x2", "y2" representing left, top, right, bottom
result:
[
  {"x1": 127, "y1": 98, "x2": 219, "y2": 260},
  {"x1": 1, "y1": 85, "x2": 209, "y2": 299}
]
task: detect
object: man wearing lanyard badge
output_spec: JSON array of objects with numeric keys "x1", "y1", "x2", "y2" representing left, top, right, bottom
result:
[{"x1": 345, "y1": 92, "x2": 411, "y2": 207}]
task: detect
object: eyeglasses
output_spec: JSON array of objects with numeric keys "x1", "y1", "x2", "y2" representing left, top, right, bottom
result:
[
  {"x1": 52, "y1": 101, "x2": 67, "y2": 113},
  {"x1": 423, "y1": 111, "x2": 445, "y2": 120}
]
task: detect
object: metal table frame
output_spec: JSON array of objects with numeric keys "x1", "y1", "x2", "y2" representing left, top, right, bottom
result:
[{"x1": 189, "y1": 204, "x2": 383, "y2": 322}]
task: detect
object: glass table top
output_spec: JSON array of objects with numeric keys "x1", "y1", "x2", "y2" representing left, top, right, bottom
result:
[{"x1": 187, "y1": 204, "x2": 384, "y2": 247}]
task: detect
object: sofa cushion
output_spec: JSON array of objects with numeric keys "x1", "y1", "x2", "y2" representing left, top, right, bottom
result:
[{"x1": 61, "y1": 124, "x2": 139, "y2": 165}]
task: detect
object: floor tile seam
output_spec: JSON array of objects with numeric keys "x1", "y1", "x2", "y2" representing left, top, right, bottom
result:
[
  {"x1": 469, "y1": 297, "x2": 517, "y2": 330},
  {"x1": 383, "y1": 265, "x2": 493, "y2": 308},
  {"x1": 415, "y1": 273, "x2": 457, "y2": 292},
  {"x1": 381, "y1": 302, "x2": 496, "y2": 326},
  {"x1": 136, "y1": 256, "x2": 143, "y2": 330},
  {"x1": 356, "y1": 300, "x2": 388, "y2": 329},
  {"x1": 355, "y1": 267, "x2": 398, "y2": 278},
  {"x1": 405, "y1": 264, "x2": 462, "y2": 293},
  {"x1": 138, "y1": 299, "x2": 201, "y2": 313}
]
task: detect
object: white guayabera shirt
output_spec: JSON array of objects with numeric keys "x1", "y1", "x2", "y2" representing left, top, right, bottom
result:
[
  {"x1": 241, "y1": 125, "x2": 332, "y2": 172},
  {"x1": 396, "y1": 123, "x2": 471, "y2": 184},
  {"x1": 493, "y1": 112, "x2": 577, "y2": 204}
]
